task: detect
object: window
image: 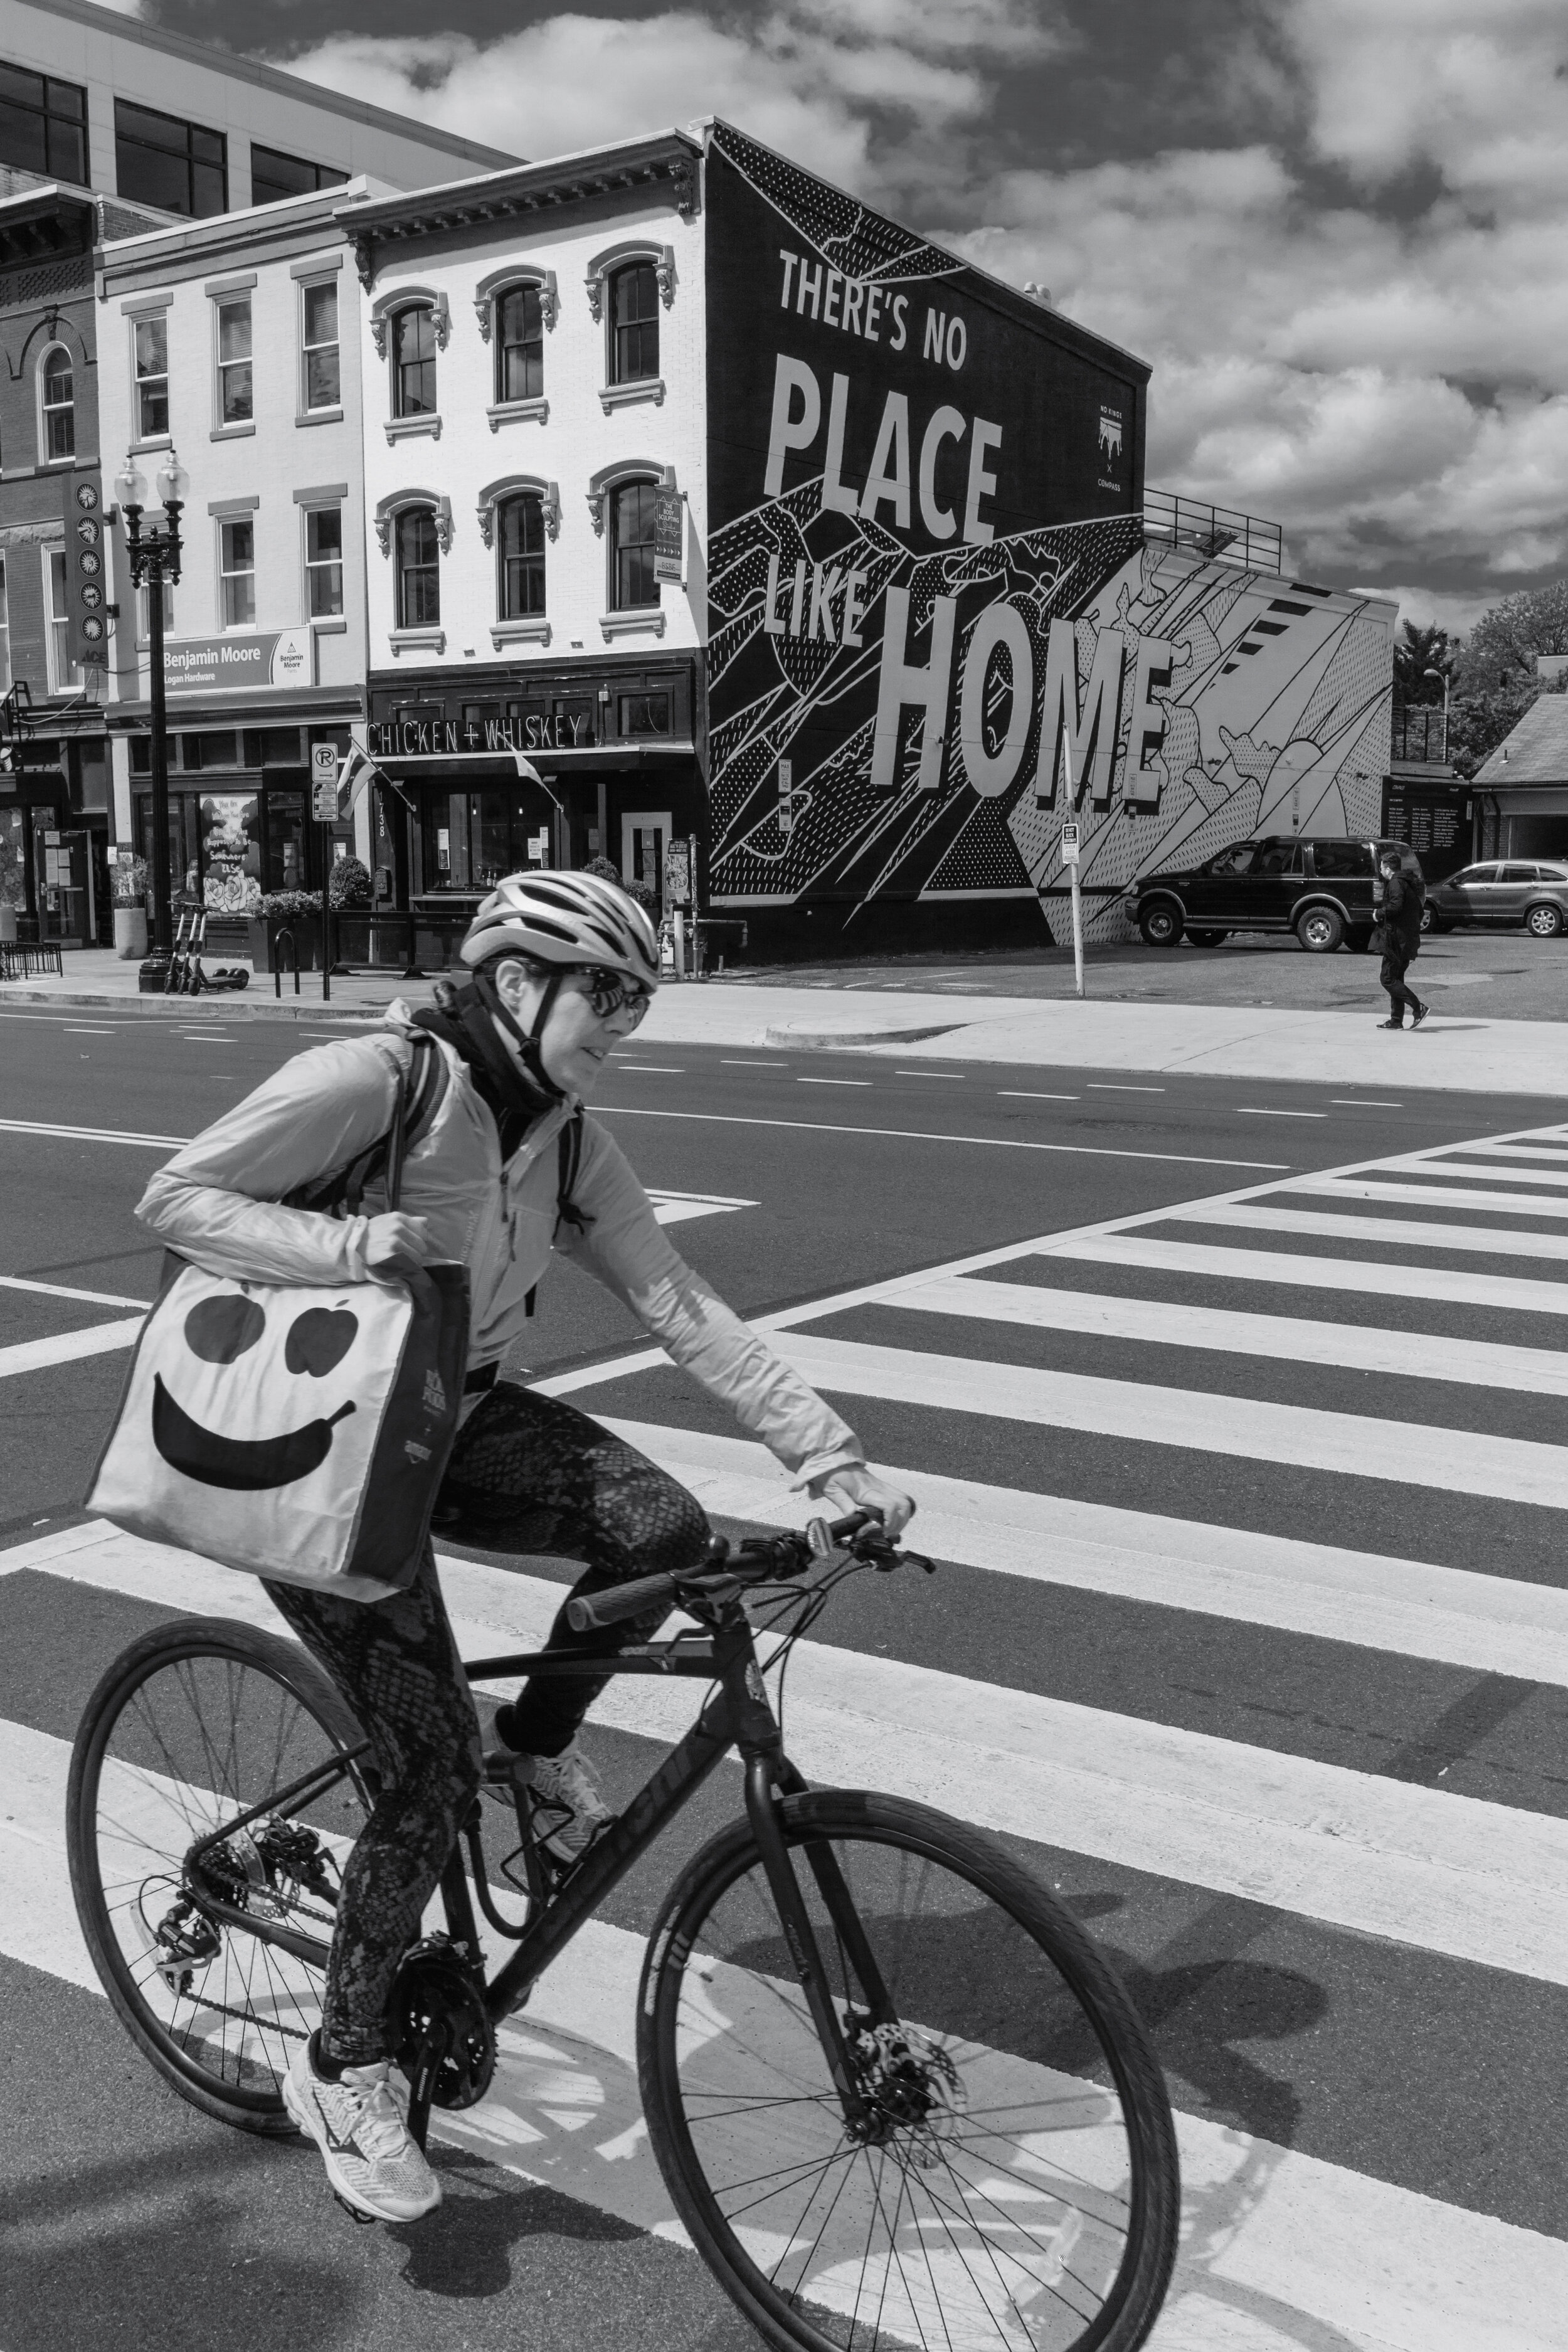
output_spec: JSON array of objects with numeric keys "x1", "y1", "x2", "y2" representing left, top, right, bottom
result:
[
  {"x1": 216, "y1": 296, "x2": 252, "y2": 426},
  {"x1": 46, "y1": 549, "x2": 82, "y2": 693},
  {"x1": 497, "y1": 285, "x2": 543, "y2": 403},
  {"x1": 41, "y1": 346, "x2": 74, "y2": 460},
  {"x1": 220, "y1": 518, "x2": 256, "y2": 629},
  {"x1": 393, "y1": 306, "x2": 437, "y2": 418},
  {"x1": 610, "y1": 480, "x2": 659, "y2": 609},
  {"x1": 134, "y1": 315, "x2": 169, "y2": 440},
  {"x1": 0, "y1": 558, "x2": 11, "y2": 694},
  {"x1": 0, "y1": 66, "x2": 87, "y2": 186},
  {"x1": 1311, "y1": 840, "x2": 1372, "y2": 879},
  {"x1": 251, "y1": 144, "x2": 348, "y2": 205},
  {"x1": 620, "y1": 691, "x2": 670, "y2": 737},
  {"x1": 396, "y1": 509, "x2": 440, "y2": 627},
  {"x1": 305, "y1": 507, "x2": 343, "y2": 618},
  {"x1": 115, "y1": 100, "x2": 227, "y2": 218},
  {"x1": 1501, "y1": 864, "x2": 1537, "y2": 884},
  {"x1": 1204, "y1": 842, "x2": 1258, "y2": 875},
  {"x1": 302, "y1": 280, "x2": 340, "y2": 411},
  {"x1": 497, "y1": 493, "x2": 545, "y2": 619},
  {"x1": 610, "y1": 263, "x2": 659, "y2": 384}
]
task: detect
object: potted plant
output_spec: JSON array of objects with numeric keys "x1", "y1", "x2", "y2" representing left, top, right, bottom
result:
[{"x1": 328, "y1": 855, "x2": 372, "y2": 967}]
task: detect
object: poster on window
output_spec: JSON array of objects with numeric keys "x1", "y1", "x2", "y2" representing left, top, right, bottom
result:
[{"x1": 200, "y1": 795, "x2": 262, "y2": 913}]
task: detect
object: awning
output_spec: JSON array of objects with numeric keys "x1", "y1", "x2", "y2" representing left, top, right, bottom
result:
[
  {"x1": 368, "y1": 740, "x2": 697, "y2": 783},
  {"x1": 106, "y1": 688, "x2": 364, "y2": 731}
]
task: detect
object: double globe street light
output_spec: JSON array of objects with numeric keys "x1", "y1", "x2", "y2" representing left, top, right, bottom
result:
[{"x1": 113, "y1": 448, "x2": 189, "y2": 956}]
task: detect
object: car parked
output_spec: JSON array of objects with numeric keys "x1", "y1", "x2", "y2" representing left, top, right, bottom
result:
[
  {"x1": 1124, "y1": 835, "x2": 1424, "y2": 953},
  {"x1": 1422, "y1": 861, "x2": 1568, "y2": 938}
]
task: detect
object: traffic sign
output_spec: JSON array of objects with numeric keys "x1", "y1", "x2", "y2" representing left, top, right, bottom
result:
[
  {"x1": 310, "y1": 742, "x2": 339, "y2": 822},
  {"x1": 1061, "y1": 822, "x2": 1081, "y2": 864}
]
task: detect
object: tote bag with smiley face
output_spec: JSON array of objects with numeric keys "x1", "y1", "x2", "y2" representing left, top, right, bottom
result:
[{"x1": 88, "y1": 1257, "x2": 470, "y2": 1600}]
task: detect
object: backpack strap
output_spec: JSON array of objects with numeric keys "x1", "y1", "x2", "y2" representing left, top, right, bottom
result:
[
  {"x1": 524, "y1": 1107, "x2": 591, "y2": 1316},
  {"x1": 287, "y1": 1032, "x2": 450, "y2": 1219}
]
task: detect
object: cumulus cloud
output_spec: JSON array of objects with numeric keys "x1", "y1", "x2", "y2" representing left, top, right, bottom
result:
[{"x1": 273, "y1": 0, "x2": 1568, "y2": 608}]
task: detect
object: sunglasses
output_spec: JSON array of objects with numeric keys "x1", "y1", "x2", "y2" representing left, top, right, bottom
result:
[{"x1": 574, "y1": 966, "x2": 654, "y2": 1024}]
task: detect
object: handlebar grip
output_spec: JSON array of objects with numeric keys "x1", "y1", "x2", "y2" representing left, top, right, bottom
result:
[{"x1": 566, "y1": 1571, "x2": 682, "y2": 1634}]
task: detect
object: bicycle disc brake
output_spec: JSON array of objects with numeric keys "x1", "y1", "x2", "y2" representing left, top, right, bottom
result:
[
  {"x1": 847, "y1": 2017, "x2": 967, "y2": 2166},
  {"x1": 391, "y1": 1937, "x2": 496, "y2": 2122}
]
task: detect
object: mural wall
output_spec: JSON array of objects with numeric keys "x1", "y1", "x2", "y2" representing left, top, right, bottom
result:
[{"x1": 701, "y1": 122, "x2": 1394, "y2": 931}]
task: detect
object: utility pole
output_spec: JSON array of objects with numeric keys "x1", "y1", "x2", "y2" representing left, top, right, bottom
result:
[{"x1": 114, "y1": 451, "x2": 188, "y2": 955}]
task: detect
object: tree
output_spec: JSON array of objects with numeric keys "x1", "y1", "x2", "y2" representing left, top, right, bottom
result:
[
  {"x1": 1453, "y1": 580, "x2": 1568, "y2": 695},
  {"x1": 1393, "y1": 621, "x2": 1452, "y2": 705},
  {"x1": 1446, "y1": 668, "x2": 1568, "y2": 781}
]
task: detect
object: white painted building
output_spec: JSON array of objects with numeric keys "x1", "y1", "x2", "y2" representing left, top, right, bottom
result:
[{"x1": 97, "y1": 182, "x2": 378, "y2": 928}]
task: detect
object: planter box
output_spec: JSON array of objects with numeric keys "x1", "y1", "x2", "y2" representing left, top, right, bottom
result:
[{"x1": 248, "y1": 916, "x2": 322, "y2": 974}]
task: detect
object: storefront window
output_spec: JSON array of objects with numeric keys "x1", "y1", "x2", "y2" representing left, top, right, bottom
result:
[
  {"x1": 620, "y1": 691, "x2": 670, "y2": 736},
  {"x1": 200, "y1": 793, "x2": 262, "y2": 912},
  {"x1": 267, "y1": 791, "x2": 306, "y2": 894},
  {"x1": 414, "y1": 789, "x2": 548, "y2": 896}
]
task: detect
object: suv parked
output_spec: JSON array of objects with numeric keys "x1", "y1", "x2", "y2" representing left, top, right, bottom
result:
[
  {"x1": 1424, "y1": 861, "x2": 1568, "y2": 938},
  {"x1": 1124, "y1": 835, "x2": 1423, "y2": 953}
]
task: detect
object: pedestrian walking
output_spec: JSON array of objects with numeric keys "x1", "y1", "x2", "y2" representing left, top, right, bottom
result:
[{"x1": 1374, "y1": 849, "x2": 1428, "y2": 1030}]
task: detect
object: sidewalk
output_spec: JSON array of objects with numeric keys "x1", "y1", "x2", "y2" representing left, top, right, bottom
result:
[{"x1": 6, "y1": 951, "x2": 1568, "y2": 1097}]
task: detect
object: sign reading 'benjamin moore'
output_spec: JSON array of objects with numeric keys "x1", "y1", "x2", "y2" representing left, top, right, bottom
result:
[{"x1": 162, "y1": 630, "x2": 314, "y2": 695}]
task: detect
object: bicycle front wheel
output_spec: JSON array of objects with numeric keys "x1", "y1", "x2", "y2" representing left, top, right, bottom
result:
[
  {"x1": 66, "y1": 1616, "x2": 371, "y2": 2132},
  {"x1": 638, "y1": 1790, "x2": 1178, "y2": 2352}
]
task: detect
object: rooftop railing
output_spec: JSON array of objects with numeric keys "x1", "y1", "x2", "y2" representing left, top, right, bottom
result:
[{"x1": 1141, "y1": 490, "x2": 1284, "y2": 576}]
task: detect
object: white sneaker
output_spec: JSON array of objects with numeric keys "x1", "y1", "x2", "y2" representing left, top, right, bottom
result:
[
  {"x1": 283, "y1": 2037, "x2": 442, "y2": 2223},
  {"x1": 499, "y1": 1739, "x2": 614, "y2": 1862}
]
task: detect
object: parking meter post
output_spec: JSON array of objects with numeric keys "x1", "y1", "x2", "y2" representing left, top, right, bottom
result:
[{"x1": 1070, "y1": 861, "x2": 1085, "y2": 999}]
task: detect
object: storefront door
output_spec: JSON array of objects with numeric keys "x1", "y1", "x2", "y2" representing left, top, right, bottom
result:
[
  {"x1": 622, "y1": 810, "x2": 672, "y2": 909},
  {"x1": 33, "y1": 820, "x2": 93, "y2": 945}
]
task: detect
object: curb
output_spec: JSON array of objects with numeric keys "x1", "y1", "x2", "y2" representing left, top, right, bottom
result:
[
  {"x1": 760, "y1": 1020, "x2": 968, "y2": 1049},
  {"x1": 0, "y1": 986, "x2": 384, "y2": 1022}
]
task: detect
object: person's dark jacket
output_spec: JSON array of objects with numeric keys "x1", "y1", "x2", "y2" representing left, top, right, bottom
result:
[{"x1": 1375, "y1": 870, "x2": 1424, "y2": 958}]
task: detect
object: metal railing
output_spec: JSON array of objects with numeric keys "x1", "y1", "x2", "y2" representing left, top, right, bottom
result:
[
  {"x1": 1391, "y1": 706, "x2": 1449, "y2": 765},
  {"x1": 1141, "y1": 490, "x2": 1284, "y2": 575}
]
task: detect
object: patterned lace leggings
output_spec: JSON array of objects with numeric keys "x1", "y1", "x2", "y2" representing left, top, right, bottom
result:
[{"x1": 263, "y1": 1384, "x2": 710, "y2": 2064}]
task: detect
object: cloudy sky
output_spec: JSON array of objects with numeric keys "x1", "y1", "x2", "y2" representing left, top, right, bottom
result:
[{"x1": 145, "y1": 0, "x2": 1568, "y2": 634}]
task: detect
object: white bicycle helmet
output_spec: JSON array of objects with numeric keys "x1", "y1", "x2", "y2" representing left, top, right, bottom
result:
[{"x1": 460, "y1": 868, "x2": 660, "y2": 988}]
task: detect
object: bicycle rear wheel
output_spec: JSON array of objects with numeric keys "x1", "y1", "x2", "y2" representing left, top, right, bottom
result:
[
  {"x1": 66, "y1": 1616, "x2": 371, "y2": 2132},
  {"x1": 638, "y1": 1790, "x2": 1178, "y2": 2352}
]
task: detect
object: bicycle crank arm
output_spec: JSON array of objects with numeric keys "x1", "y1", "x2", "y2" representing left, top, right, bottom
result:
[{"x1": 404, "y1": 2021, "x2": 452, "y2": 2154}]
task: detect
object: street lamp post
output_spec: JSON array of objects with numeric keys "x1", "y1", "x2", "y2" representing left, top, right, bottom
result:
[
  {"x1": 1423, "y1": 665, "x2": 1450, "y2": 765},
  {"x1": 114, "y1": 450, "x2": 188, "y2": 956}
]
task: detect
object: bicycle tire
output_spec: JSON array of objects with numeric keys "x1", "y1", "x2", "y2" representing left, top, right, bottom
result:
[
  {"x1": 638, "y1": 1789, "x2": 1179, "y2": 2352},
  {"x1": 66, "y1": 1615, "x2": 370, "y2": 2135}
]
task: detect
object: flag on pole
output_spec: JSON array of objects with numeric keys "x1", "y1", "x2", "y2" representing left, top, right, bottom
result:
[{"x1": 335, "y1": 740, "x2": 380, "y2": 816}]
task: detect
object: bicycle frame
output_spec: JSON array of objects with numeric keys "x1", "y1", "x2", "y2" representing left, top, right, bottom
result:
[{"x1": 183, "y1": 1599, "x2": 897, "y2": 2121}]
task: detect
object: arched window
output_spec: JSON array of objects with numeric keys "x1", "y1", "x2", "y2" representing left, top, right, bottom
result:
[
  {"x1": 392, "y1": 305, "x2": 437, "y2": 418},
  {"x1": 610, "y1": 478, "x2": 658, "y2": 609},
  {"x1": 496, "y1": 285, "x2": 543, "y2": 405},
  {"x1": 396, "y1": 507, "x2": 440, "y2": 627},
  {"x1": 609, "y1": 263, "x2": 659, "y2": 385},
  {"x1": 497, "y1": 492, "x2": 545, "y2": 619},
  {"x1": 41, "y1": 344, "x2": 74, "y2": 460}
]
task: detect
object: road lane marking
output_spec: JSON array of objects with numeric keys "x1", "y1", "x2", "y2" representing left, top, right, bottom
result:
[
  {"x1": 1236, "y1": 1107, "x2": 1328, "y2": 1118},
  {"x1": 0, "y1": 1118, "x2": 188, "y2": 1148},
  {"x1": 1088, "y1": 1083, "x2": 1165, "y2": 1092},
  {"x1": 1180, "y1": 1202, "x2": 1568, "y2": 1259},
  {"x1": 595, "y1": 1107, "x2": 1286, "y2": 1170},
  {"x1": 997, "y1": 1090, "x2": 1079, "y2": 1099},
  {"x1": 893, "y1": 1069, "x2": 964, "y2": 1079},
  {"x1": 63, "y1": 1027, "x2": 117, "y2": 1037},
  {"x1": 616, "y1": 1064, "x2": 684, "y2": 1073},
  {"x1": 882, "y1": 1271, "x2": 1568, "y2": 1392},
  {"x1": 769, "y1": 1330, "x2": 1568, "y2": 1509},
  {"x1": 646, "y1": 1187, "x2": 758, "y2": 1227},
  {"x1": 0, "y1": 1320, "x2": 146, "y2": 1379},
  {"x1": 719, "y1": 1058, "x2": 781, "y2": 1066},
  {"x1": 796, "y1": 1077, "x2": 872, "y2": 1086},
  {"x1": 1035, "y1": 1232, "x2": 1568, "y2": 1315},
  {"x1": 4, "y1": 1690, "x2": 1562, "y2": 2350},
  {"x1": 0, "y1": 1275, "x2": 152, "y2": 1310},
  {"x1": 1332, "y1": 1099, "x2": 1403, "y2": 1107},
  {"x1": 21, "y1": 1520, "x2": 1568, "y2": 1991}
]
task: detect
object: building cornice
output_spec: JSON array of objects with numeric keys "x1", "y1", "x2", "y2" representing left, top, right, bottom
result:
[{"x1": 339, "y1": 132, "x2": 702, "y2": 288}]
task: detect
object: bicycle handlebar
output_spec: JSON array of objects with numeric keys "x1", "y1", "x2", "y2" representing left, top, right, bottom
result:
[{"x1": 564, "y1": 1511, "x2": 930, "y2": 1634}]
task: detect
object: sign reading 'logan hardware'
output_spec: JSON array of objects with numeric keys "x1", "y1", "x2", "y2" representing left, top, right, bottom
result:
[{"x1": 161, "y1": 630, "x2": 314, "y2": 694}]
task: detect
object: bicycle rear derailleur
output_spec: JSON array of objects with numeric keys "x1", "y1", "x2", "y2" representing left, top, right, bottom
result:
[{"x1": 391, "y1": 1936, "x2": 496, "y2": 2151}]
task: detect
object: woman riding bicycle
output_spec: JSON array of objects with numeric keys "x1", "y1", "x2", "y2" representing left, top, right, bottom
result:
[{"x1": 134, "y1": 867, "x2": 912, "y2": 2226}]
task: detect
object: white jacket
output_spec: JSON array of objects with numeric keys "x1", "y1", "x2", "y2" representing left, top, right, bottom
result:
[{"x1": 134, "y1": 1007, "x2": 864, "y2": 1489}]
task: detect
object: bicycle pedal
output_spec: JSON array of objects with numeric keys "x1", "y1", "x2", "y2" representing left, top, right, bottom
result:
[{"x1": 333, "y1": 2191, "x2": 378, "y2": 2227}]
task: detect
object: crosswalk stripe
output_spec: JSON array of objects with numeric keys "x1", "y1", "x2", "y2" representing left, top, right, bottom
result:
[
  {"x1": 0, "y1": 1318, "x2": 146, "y2": 1380},
  {"x1": 1370, "y1": 1157, "x2": 1568, "y2": 1190},
  {"x1": 1460, "y1": 1143, "x2": 1568, "y2": 1162},
  {"x1": 1031, "y1": 1231, "x2": 1568, "y2": 1314},
  {"x1": 770, "y1": 1330, "x2": 1568, "y2": 1508},
  {"x1": 1177, "y1": 1202, "x2": 1568, "y2": 1260},
  {"x1": 1291, "y1": 1177, "x2": 1568, "y2": 1217},
  {"x1": 0, "y1": 1274, "x2": 152, "y2": 1309},
  {"x1": 6, "y1": 1705, "x2": 1563, "y2": 2351},
  {"x1": 881, "y1": 1272, "x2": 1568, "y2": 1392},
  {"x1": 16, "y1": 1520, "x2": 1568, "y2": 1989}
]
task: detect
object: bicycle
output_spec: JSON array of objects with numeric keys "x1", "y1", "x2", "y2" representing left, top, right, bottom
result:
[{"x1": 67, "y1": 1509, "x2": 1180, "y2": 2352}]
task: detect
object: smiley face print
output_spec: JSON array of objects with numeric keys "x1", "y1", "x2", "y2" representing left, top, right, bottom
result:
[{"x1": 152, "y1": 1290, "x2": 363, "y2": 1491}]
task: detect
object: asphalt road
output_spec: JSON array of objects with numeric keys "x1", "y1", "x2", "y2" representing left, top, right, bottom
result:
[{"x1": 5, "y1": 1001, "x2": 1568, "y2": 2349}]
